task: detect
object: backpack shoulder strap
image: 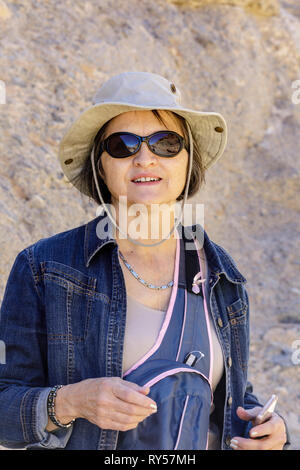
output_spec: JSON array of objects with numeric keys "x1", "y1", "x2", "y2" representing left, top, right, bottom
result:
[{"x1": 181, "y1": 225, "x2": 203, "y2": 297}]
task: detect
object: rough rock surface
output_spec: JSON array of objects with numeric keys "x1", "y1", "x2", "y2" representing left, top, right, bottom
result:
[
  {"x1": 0, "y1": 0, "x2": 299, "y2": 449},
  {"x1": 167, "y1": 0, "x2": 280, "y2": 16}
]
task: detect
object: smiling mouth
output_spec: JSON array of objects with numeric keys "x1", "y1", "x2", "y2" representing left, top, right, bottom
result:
[{"x1": 131, "y1": 177, "x2": 162, "y2": 184}]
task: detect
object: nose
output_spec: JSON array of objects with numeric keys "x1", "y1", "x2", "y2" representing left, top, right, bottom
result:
[{"x1": 132, "y1": 141, "x2": 158, "y2": 167}]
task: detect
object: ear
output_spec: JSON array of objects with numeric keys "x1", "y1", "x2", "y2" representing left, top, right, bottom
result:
[{"x1": 97, "y1": 158, "x2": 106, "y2": 182}]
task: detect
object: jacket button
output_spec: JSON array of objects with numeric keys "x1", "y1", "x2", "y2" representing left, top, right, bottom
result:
[
  {"x1": 228, "y1": 396, "x2": 233, "y2": 407},
  {"x1": 227, "y1": 356, "x2": 232, "y2": 367},
  {"x1": 170, "y1": 83, "x2": 176, "y2": 93},
  {"x1": 217, "y1": 317, "x2": 223, "y2": 328},
  {"x1": 214, "y1": 126, "x2": 224, "y2": 133},
  {"x1": 225, "y1": 436, "x2": 231, "y2": 446}
]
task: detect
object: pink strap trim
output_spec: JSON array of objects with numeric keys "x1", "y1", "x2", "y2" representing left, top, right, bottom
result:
[
  {"x1": 195, "y1": 240, "x2": 214, "y2": 389},
  {"x1": 122, "y1": 231, "x2": 181, "y2": 378},
  {"x1": 143, "y1": 367, "x2": 210, "y2": 389},
  {"x1": 174, "y1": 395, "x2": 190, "y2": 450},
  {"x1": 175, "y1": 288, "x2": 187, "y2": 361}
]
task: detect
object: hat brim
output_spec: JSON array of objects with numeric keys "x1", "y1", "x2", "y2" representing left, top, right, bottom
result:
[{"x1": 59, "y1": 102, "x2": 227, "y2": 196}]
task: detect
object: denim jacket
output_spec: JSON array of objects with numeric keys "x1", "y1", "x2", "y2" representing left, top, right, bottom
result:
[{"x1": 0, "y1": 213, "x2": 289, "y2": 450}]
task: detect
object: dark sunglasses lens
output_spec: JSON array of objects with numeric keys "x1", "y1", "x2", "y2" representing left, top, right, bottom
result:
[
  {"x1": 107, "y1": 134, "x2": 140, "y2": 157},
  {"x1": 149, "y1": 132, "x2": 182, "y2": 156}
]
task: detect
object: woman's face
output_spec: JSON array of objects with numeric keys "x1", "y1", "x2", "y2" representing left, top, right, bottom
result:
[{"x1": 99, "y1": 110, "x2": 189, "y2": 208}]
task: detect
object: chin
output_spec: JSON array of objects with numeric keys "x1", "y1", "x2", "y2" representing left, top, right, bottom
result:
[{"x1": 128, "y1": 195, "x2": 174, "y2": 207}]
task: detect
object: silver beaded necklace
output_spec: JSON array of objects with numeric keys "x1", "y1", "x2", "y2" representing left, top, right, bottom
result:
[{"x1": 118, "y1": 251, "x2": 174, "y2": 290}]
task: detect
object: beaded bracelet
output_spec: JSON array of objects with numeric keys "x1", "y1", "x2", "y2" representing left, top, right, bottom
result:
[{"x1": 47, "y1": 385, "x2": 75, "y2": 429}]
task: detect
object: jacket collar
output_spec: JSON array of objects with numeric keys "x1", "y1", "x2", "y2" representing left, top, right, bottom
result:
[
  {"x1": 84, "y1": 212, "x2": 117, "y2": 268},
  {"x1": 84, "y1": 213, "x2": 246, "y2": 284},
  {"x1": 183, "y1": 225, "x2": 247, "y2": 284}
]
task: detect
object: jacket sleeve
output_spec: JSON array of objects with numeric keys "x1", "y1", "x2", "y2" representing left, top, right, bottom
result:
[
  {"x1": 242, "y1": 284, "x2": 291, "y2": 449},
  {"x1": 213, "y1": 243, "x2": 291, "y2": 449},
  {"x1": 244, "y1": 382, "x2": 263, "y2": 409},
  {"x1": 0, "y1": 248, "x2": 73, "y2": 449}
]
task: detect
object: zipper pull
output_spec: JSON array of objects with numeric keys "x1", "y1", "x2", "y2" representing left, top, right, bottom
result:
[
  {"x1": 184, "y1": 351, "x2": 205, "y2": 366},
  {"x1": 192, "y1": 272, "x2": 206, "y2": 294}
]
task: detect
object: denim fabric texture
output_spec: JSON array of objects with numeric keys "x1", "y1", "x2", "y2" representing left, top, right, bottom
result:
[{"x1": 0, "y1": 213, "x2": 289, "y2": 450}]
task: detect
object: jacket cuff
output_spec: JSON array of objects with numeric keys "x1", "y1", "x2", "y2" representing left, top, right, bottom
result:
[
  {"x1": 276, "y1": 411, "x2": 291, "y2": 450},
  {"x1": 24, "y1": 388, "x2": 73, "y2": 449}
]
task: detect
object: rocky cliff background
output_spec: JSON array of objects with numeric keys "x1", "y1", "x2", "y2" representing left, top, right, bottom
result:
[{"x1": 0, "y1": 0, "x2": 299, "y2": 449}]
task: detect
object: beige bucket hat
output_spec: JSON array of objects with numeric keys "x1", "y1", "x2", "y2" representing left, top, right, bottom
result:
[{"x1": 58, "y1": 71, "x2": 227, "y2": 196}]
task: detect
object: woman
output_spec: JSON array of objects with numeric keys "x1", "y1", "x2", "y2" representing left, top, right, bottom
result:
[{"x1": 0, "y1": 72, "x2": 288, "y2": 450}]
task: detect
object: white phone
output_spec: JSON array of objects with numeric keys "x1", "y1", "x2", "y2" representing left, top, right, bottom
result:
[{"x1": 256, "y1": 394, "x2": 278, "y2": 425}]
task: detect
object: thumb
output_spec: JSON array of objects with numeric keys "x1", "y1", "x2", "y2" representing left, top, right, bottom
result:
[{"x1": 236, "y1": 406, "x2": 262, "y2": 422}]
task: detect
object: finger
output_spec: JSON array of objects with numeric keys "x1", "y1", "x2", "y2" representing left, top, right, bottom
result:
[
  {"x1": 123, "y1": 381, "x2": 149, "y2": 394},
  {"x1": 249, "y1": 420, "x2": 274, "y2": 438},
  {"x1": 230, "y1": 436, "x2": 272, "y2": 451},
  {"x1": 97, "y1": 401, "x2": 154, "y2": 430},
  {"x1": 270, "y1": 444, "x2": 285, "y2": 450},
  {"x1": 99, "y1": 411, "x2": 141, "y2": 431},
  {"x1": 139, "y1": 386, "x2": 150, "y2": 395},
  {"x1": 109, "y1": 408, "x2": 149, "y2": 428},
  {"x1": 251, "y1": 414, "x2": 286, "y2": 439},
  {"x1": 113, "y1": 382, "x2": 157, "y2": 411},
  {"x1": 231, "y1": 430, "x2": 284, "y2": 451},
  {"x1": 113, "y1": 396, "x2": 157, "y2": 418},
  {"x1": 120, "y1": 381, "x2": 151, "y2": 399},
  {"x1": 231, "y1": 413, "x2": 287, "y2": 450}
]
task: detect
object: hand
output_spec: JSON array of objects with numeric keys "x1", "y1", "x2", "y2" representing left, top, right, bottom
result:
[
  {"x1": 54, "y1": 377, "x2": 157, "y2": 432},
  {"x1": 230, "y1": 406, "x2": 287, "y2": 450}
]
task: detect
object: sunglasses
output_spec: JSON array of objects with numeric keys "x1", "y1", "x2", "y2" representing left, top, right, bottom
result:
[{"x1": 99, "y1": 131, "x2": 187, "y2": 158}]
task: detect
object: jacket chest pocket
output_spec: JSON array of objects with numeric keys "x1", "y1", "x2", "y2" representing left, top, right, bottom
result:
[
  {"x1": 227, "y1": 298, "x2": 247, "y2": 326},
  {"x1": 226, "y1": 298, "x2": 248, "y2": 370},
  {"x1": 41, "y1": 261, "x2": 109, "y2": 343}
]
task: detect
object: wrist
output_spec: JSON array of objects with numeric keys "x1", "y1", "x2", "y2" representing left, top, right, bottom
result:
[
  {"x1": 47, "y1": 385, "x2": 76, "y2": 428},
  {"x1": 56, "y1": 384, "x2": 78, "y2": 422}
]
